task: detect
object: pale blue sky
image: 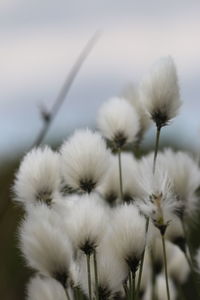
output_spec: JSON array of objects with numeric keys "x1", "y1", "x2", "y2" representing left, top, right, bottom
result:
[{"x1": 1, "y1": 0, "x2": 200, "y2": 158}]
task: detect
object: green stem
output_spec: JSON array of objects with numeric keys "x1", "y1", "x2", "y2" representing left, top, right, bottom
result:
[
  {"x1": 153, "y1": 126, "x2": 161, "y2": 174},
  {"x1": 65, "y1": 288, "x2": 71, "y2": 300},
  {"x1": 118, "y1": 149, "x2": 123, "y2": 201},
  {"x1": 128, "y1": 272, "x2": 132, "y2": 300},
  {"x1": 93, "y1": 251, "x2": 99, "y2": 300},
  {"x1": 86, "y1": 254, "x2": 92, "y2": 300},
  {"x1": 161, "y1": 234, "x2": 170, "y2": 300},
  {"x1": 135, "y1": 218, "x2": 150, "y2": 299}
]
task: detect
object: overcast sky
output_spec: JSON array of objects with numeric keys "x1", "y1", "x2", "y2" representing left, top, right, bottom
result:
[{"x1": 1, "y1": 0, "x2": 200, "y2": 158}]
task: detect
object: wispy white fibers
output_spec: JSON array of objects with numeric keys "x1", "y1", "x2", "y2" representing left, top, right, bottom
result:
[
  {"x1": 122, "y1": 83, "x2": 152, "y2": 140},
  {"x1": 94, "y1": 242, "x2": 128, "y2": 297},
  {"x1": 108, "y1": 204, "x2": 146, "y2": 272},
  {"x1": 14, "y1": 146, "x2": 60, "y2": 208},
  {"x1": 98, "y1": 152, "x2": 142, "y2": 205},
  {"x1": 140, "y1": 56, "x2": 181, "y2": 128},
  {"x1": 64, "y1": 194, "x2": 109, "y2": 255},
  {"x1": 27, "y1": 275, "x2": 67, "y2": 300},
  {"x1": 136, "y1": 156, "x2": 180, "y2": 233},
  {"x1": 97, "y1": 97, "x2": 139, "y2": 149},
  {"x1": 19, "y1": 206, "x2": 73, "y2": 286},
  {"x1": 155, "y1": 274, "x2": 177, "y2": 300},
  {"x1": 60, "y1": 129, "x2": 110, "y2": 193}
]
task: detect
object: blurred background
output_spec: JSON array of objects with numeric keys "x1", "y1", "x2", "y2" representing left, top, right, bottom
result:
[{"x1": 1, "y1": 1, "x2": 200, "y2": 299}]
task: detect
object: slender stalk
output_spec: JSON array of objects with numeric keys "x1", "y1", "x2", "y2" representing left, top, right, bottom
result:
[
  {"x1": 31, "y1": 31, "x2": 101, "y2": 148},
  {"x1": 153, "y1": 126, "x2": 161, "y2": 174},
  {"x1": 65, "y1": 288, "x2": 71, "y2": 300},
  {"x1": 86, "y1": 254, "x2": 92, "y2": 300},
  {"x1": 128, "y1": 272, "x2": 132, "y2": 300},
  {"x1": 161, "y1": 234, "x2": 170, "y2": 300},
  {"x1": 136, "y1": 218, "x2": 150, "y2": 299},
  {"x1": 118, "y1": 149, "x2": 123, "y2": 201},
  {"x1": 131, "y1": 271, "x2": 136, "y2": 300},
  {"x1": 123, "y1": 281, "x2": 128, "y2": 299},
  {"x1": 93, "y1": 251, "x2": 99, "y2": 300}
]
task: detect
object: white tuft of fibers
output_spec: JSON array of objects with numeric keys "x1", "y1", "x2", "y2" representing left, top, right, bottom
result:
[
  {"x1": 108, "y1": 203, "x2": 146, "y2": 272},
  {"x1": 98, "y1": 152, "x2": 142, "y2": 205},
  {"x1": 60, "y1": 128, "x2": 110, "y2": 193},
  {"x1": 136, "y1": 156, "x2": 180, "y2": 231},
  {"x1": 64, "y1": 193, "x2": 110, "y2": 255},
  {"x1": 140, "y1": 56, "x2": 181, "y2": 128},
  {"x1": 122, "y1": 83, "x2": 152, "y2": 139},
  {"x1": 97, "y1": 97, "x2": 139, "y2": 148},
  {"x1": 27, "y1": 275, "x2": 67, "y2": 300},
  {"x1": 19, "y1": 207, "x2": 73, "y2": 283},
  {"x1": 14, "y1": 146, "x2": 60, "y2": 208},
  {"x1": 155, "y1": 273, "x2": 177, "y2": 300}
]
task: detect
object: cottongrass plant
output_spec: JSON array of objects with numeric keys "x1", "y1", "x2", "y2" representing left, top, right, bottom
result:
[{"x1": 13, "y1": 56, "x2": 200, "y2": 300}]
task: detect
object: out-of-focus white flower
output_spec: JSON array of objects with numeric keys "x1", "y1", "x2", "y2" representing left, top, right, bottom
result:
[
  {"x1": 60, "y1": 129, "x2": 110, "y2": 193},
  {"x1": 19, "y1": 208, "x2": 73, "y2": 287},
  {"x1": 122, "y1": 83, "x2": 152, "y2": 140},
  {"x1": 159, "y1": 149, "x2": 200, "y2": 217},
  {"x1": 108, "y1": 204, "x2": 146, "y2": 272},
  {"x1": 98, "y1": 153, "x2": 142, "y2": 205},
  {"x1": 14, "y1": 146, "x2": 60, "y2": 208},
  {"x1": 155, "y1": 274, "x2": 177, "y2": 300},
  {"x1": 94, "y1": 242, "x2": 128, "y2": 297},
  {"x1": 97, "y1": 97, "x2": 139, "y2": 149},
  {"x1": 27, "y1": 275, "x2": 67, "y2": 300},
  {"x1": 168, "y1": 244, "x2": 189, "y2": 285},
  {"x1": 136, "y1": 157, "x2": 180, "y2": 234},
  {"x1": 165, "y1": 215, "x2": 185, "y2": 252},
  {"x1": 64, "y1": 194, "x2": 109, "y2": 255},
  {"x1": 140, "y1": 56, "x2": 181, "y2": 129}
]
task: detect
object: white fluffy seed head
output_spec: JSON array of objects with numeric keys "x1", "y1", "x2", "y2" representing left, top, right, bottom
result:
[
  {"x1": 60, "y1": 129, "x2": 110, "y2": 193},
  {"x1": 140, "y1": 56, "x2": 181, "y2": 128},
  {"x1": 136, "y1": 156, "x2": 180, "y2": 231},
  {"x1": 95, "y1": 241, "x2": 128, "y2": 296},
  {"x1": 27, "y1": 275, "x2": 67, "y2": 300},
  {"x1": 97, "y1": 97, "x2": 140, "y2": 148},
  {"x1": 108, "y1": 204, "x2": 146, "y2": 271},
  {"x1": 98, "y1": 152, "x2": 142, "y2": 205},
  {"x1": 14, "y1": 146, "x2": 61, "y2": 208},
  {"x1": 19, "y1": 208, "x2": 73, "y2": 281},
  {"x1": 122, "y1": 83, "x2": 152, "y2": 140},
  {"x1": 64, "y1": 194, "x2": 109, "y2": 254}
]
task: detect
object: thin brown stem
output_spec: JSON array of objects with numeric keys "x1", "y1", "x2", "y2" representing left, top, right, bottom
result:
[{"x1": 32, "y1": 31, "x2": 101, "y2": 148}]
